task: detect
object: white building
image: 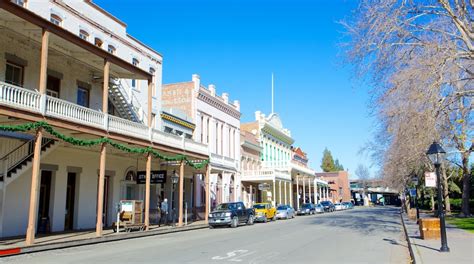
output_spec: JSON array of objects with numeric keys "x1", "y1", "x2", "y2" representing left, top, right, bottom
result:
[
  {"x1": 162, "y1": 74, "x2": 241, "y2": 209},
  {"x1": 0, "y1": 0, "x2": 209, "y2": 243}
]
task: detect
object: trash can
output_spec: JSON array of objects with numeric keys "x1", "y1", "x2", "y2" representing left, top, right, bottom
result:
[{"x1": 419, "y1": 218, "x2": 440, "y2": 240}]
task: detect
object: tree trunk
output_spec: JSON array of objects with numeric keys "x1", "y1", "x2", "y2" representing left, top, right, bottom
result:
[
  {"x1": 441, "y1": 164, "x2": 451, "y2": 213},
  {"x1": 461, "y1": 152, "x2": 471, "y2": 217}
]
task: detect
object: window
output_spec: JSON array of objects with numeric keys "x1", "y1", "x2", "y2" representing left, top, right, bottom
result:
[
  {"x1": 149, "y1": 67, "x2": 156, "y2": 96},
  {"x1": 107, "y1": 45, "x2": 116, "y2": 54},
  {"x1": 50, "y1": 14, "x2": 62, "y2": 26},
  {"x1": 79, "y1": 30, "x2": 89, "y2": 41},
  {"x1": 5, "y1": 61, "x2": 24, "y2": 87},
  {"x1": 12, "y1": 0, "x2": 27, "y2": 7},
  {"x1": 131, "y1": 58, "x2": 139, "y2": 89},
  {"x1": 164, "y1": 126, "x2": 173, "y2": 134},
  {"x1": 94, "y1": 38, "x2": 103, "y2": 48},
  {"x1": 77, "y1": 86, "x2": 90, "y2": 107},
  {"x1": 132, "y1": 58, "x2": 139, "y2": 66}
]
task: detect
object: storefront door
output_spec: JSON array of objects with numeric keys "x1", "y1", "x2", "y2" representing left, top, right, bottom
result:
[
  {"x1": 37, "y1": 170, "x2": 52, "y2": 234},
  {"x1": 64, "y1": 173, "x2": 76, "y2": 230}
]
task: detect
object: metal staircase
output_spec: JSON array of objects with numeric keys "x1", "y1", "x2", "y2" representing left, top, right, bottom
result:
[
  {"x1": 0, "y1": 138, "x2": 56, "y2": 183},
  {"x1": 108, "y1": 79, "x2": 144, "y2": 123}
]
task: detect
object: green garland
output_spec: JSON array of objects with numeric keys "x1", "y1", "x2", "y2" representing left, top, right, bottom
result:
[{"x1": 0, "y1": 121, "x2": 209, "y2": 170}]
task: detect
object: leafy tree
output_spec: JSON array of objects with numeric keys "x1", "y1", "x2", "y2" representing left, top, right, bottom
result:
[
  {"x1": 334, "y1": 159, "x2": 344, "y2": 171},
  {"x1": 321, "y1": 148, "x2": 335, "y2": 172}
]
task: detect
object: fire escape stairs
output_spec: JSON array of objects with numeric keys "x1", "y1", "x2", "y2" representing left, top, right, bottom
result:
[{"x1": 108, "y1": 80, "x2": 142, "y2": 123}]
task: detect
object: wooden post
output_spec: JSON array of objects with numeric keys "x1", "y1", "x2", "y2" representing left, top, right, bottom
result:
[
  {"x1": 308, "y1": 177, "x2": 312, "y2": 204},
  {"x1": 302, "y1": 177, "x2": 306, "y2": 204},
  {"x1": 204, "y1": 164, "x2": 210, "y2": 224},
  {"x1": 296, "y1": 176, "x2": 299, "y2": 210},
  {"x1": 38, "y1": 29, "x2": 49, "y2": 94},
  {"x1": 25, "y1": 128, "x2": 43, "y2": 246},
  {"x1": 178, "y1": 161, "x2": 184, "y2": 227},
  {"x1": 96, "y1": 143, "x2": 106, "y2": 237},
  {"x1": 102, "y1": 59, "x2": 110, "y2": 114},
  {"x1": 144, "y1": 153, "x2": 151, "y2": 230}
]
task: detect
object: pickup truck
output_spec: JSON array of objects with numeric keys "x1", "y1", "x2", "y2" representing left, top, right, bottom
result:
[{"x1": 208, "y1": 202, "x2": 255, "y2": 228}]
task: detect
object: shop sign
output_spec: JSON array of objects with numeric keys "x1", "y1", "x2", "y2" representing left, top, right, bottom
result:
[
  {"x1": 137, "y1": 170, "x2": 167, "y2": 184},
  {"x1": 258, "y1": 183, "x2": 270, "y2": 191},
  {"x1": 424, "y1": 172, "x2": 436, "y2": 187}
]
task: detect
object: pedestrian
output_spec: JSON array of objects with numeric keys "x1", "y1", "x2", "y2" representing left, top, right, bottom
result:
[{"x1": 160, "y1": 198, "x2": 168, "y2": 227}]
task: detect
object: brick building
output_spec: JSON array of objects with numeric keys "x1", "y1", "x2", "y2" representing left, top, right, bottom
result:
[{"x1": 316, "y1": 171, "x2": 351, "y2": 203}]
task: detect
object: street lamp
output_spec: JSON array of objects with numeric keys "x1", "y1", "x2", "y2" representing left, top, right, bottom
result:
[
  {"x1": 426, "y1": 141, "x2": 450, "y2": 252},
  {"x1": 171, "y1": 170, "x2": 179, "y2": 226},
  {"x1": 411, "y1": 173, "x2": 419, "y2": 221}
]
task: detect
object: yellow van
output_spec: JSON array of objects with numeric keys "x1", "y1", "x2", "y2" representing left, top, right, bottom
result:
[{"x1": 252, "y1": 203, "x2": 276, "y2": 223}]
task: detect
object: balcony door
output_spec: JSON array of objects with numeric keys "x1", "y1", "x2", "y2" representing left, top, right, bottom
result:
[{"x1": 46, "y1": 75, "x2": 60, "y2": 98}]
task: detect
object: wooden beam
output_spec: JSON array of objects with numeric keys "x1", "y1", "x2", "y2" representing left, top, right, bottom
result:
[
  {"x1": 178, "y1": 161, "x2": 184, "y2": 227},
  {"x1": 147, "y1": 79, "x2": 153, "y2": 128},
  {"x1": 38, "y1": 29, "x2": 49, "y2": 94},
  {"x1": 205, "y1": 164, "x2": 210, "y2": 224},
  {"x1": 25, "y1": 128, "x2": 43, "y2": 246},
  {"x1": 144, "y1": 153, "x2": 151, "y2": 230},
  {"x1": 96, "y1": 143, "x2": 106, "y2": 237},
  {"x1": 102, "y1": 59, "x2": 110, "y2": 113}
]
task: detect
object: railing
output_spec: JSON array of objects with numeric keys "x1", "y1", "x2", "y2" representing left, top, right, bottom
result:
[
  {"x1": 241, "y1": 168, "x2": 291, "y2": 180},
  {"x1": 0, "y1": 82, "x2": 209, "y2": 156},
  {"x1": 0, "y1": 83, "x2": 41, "y2": 113},
  {"x1": 262, "y1": 160, "x2": 290, "y2": 169},
  {"x1": 46, "y1": 96, "x2": 105, "y2": 129},
  {"x1": 117, "y1": 79, "x2": 146, "y2": 123},
  {"x1": 108, "y1": 115, "x2": 149, "y2": 138},
  {"x1": 0, "y1": 138, "x2": 53, "y2": 178},
  {"x1": 210, "y1": 153, "x2": 238, "y2": 169}
]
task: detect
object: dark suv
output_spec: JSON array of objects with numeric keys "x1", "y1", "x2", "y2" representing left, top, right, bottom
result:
[
  {"x1": 297, "y1": 203, "x2": 316, "y2": 215},
  {"x1": 320, "y1": 201, "x2": 335, "y2": 212},
  {"x1": 208, "y1": 202, "x2": 255, "y2": 228}
]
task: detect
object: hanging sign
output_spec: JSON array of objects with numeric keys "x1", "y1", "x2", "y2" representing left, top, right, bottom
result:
[
  {"x1": 424, "y1": 172, "x2": 436, "y2": 187},
  {"x1": 258, "y1": 183, "x2": 270, "y2": 191},
  {"x1": 137, "y1": 170, "x2": 167, "y2": 184}
]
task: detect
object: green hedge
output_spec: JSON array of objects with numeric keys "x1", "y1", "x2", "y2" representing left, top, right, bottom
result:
[{"x1": 450, "y1": 198, "x2": 474, "y2": 211}]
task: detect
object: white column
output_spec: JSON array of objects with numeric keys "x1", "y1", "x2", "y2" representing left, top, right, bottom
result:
[
  {"x1": 223, "y1": 124, "x2": 229, "y2": 157},
  {"x1": 272, "y1": 179, "x2": 276, "y2": 207},
  {"x1": 308, "y1": 177, "x2": 312, "y2": 204},
  {"x1": 284, "y1": 181, "x2": 288, "y2": 205},
  {"x1": 51, "y1": 167, "x2": 67, "y2": 232},
  {"x1": 315, "y1": 183, "x2": 319, "y2": 204},
  {"x1": 278, "y1": 180, "x2": 282, "y2": 205},
  {"x1": 302, "y1": 177, "x2": 306, "y2": 204},
  {"x1": 290, "y1": 180, "x2": 293, "y2": 208},
  {"x1": 235, "y1": 128, "x2": 240, "y2": 163},
  {"x1": 195, "y1": 112, "x2": 202, "y2": 142},
  {"x1": 209, "y1": 118, "x2": 216, "y2": 153},
  {"x1": 326, "y1": 187, "x2": 329, "y2": 201},
  {"x1": 229, "y1": 127, "x2": 234, "y2": 159},
  {"x1": 296, "y1": 176, "x2": 300, "y2": 210},
  {"x1": 217, "y1": 122, "x2": 222, "y2": 155}
]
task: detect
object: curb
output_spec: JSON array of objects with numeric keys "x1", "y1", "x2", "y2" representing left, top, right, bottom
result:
[
  {"x1": 0, "y1": 224, "x2": 208, "y2": 257},
  {"x1": 400, "y1": 211, "x2": 416, "y2": 264}
]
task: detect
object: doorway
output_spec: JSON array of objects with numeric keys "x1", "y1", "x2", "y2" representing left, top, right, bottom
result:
[
  {"x1": 37, "y1": 170, "x2": 52, "y2": 234},
  {"x1": 64, "y1": 173, "x2": 76, "y2": 231},
  {"x1": 46, "y1": 75, "x2": 60, "y2": 98}
]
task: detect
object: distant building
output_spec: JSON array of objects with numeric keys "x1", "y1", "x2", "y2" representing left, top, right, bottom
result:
[{"x1": 316, "y1": 171, "x2": 351, "y2": 203}]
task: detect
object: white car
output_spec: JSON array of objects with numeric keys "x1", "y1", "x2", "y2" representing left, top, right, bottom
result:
[{"x1": 334, "y1": 203, "x2": 344, "y2": 211}]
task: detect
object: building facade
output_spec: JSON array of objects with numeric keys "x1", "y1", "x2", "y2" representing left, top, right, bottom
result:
[
  {"x1": 316, "y1": 171, "x2": 351, "y2": 203},
  {"x1": 162, "y1": 74, "x2": 241, "y2": 210},
  {"x1": 0, "y1": 0, "x2": 209, "y2": 244}
]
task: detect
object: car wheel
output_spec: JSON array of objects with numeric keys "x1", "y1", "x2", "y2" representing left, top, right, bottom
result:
[
  {"x1": 247, "y1": 215, "x2": 254, "y2": 225},
  {"x1": 263, "y1": 215, "x2": 268, "y2": 223},
  {"x1": 272, "y1": 215, "x2": 276, "y2": 221},
  {"x1": 230, "y1": 216, "x2": 238, "y2": 228},
  {"x1": 286, "y1": 214, "x2": 290, "y2": 220}
]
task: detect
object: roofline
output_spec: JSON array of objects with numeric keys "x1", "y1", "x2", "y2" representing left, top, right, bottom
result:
[{"x1": 84, "y1": 0, "x2": 127, "y2": 27}]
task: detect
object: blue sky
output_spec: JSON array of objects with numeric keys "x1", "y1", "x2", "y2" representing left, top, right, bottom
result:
[{"x1": 95, "y1": 0, "x2": 374, "y2": 177}]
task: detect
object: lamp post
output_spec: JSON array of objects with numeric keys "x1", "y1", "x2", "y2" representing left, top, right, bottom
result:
[
  {"x1": 426, "y1": 141, "x2": 450, "y2": 252},
  {"x1": 171, "y1": 170, "x2": 179, "y2": 226},
  {"x1": 411, "y1": 174, "x2": 420, "y2": 221}
]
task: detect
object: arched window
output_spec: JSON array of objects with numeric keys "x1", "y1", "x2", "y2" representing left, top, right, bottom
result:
[
  {"x1": 79, "y1": 30, "x2": 89, "y2": 41},
  {"x1": 107, "y1": 45, "x2": 116, "y2": 54},
  {"x1": 94, "y1": 38, "x2": 103, "y2": 48},
  {"x1": 125, "y1": 170, "x2": 137, "y2": 182},
  {"x1": 132, "y1": 58, "x2": 139, "y2": 66},
  {"x1": 50, "y1": 14, "x2": 62, "y2": 26}
]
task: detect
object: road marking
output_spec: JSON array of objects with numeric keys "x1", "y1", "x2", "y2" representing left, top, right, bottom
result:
[{"x1": 212, "y1": 249, "x2": 256, "y2": 262}]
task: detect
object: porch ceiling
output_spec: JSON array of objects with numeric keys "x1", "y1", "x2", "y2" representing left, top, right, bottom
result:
[{"x1": 0, "y1": 5, "x2": 150, "y2": 80}]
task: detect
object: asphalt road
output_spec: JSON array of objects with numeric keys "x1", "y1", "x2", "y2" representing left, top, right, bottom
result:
[{"x1": 1, "y1": 206, "x2": 409, "y2": 264}]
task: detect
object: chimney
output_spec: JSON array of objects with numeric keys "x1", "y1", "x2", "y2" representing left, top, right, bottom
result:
[
  {"x1": 233, "y1": 100, "x2": 240, "y2": 111},
  {"x1": 255, "y1": 110, "x2": 261, "y2": 121},
  {"x1": 222, "y1": 93, "x2": 229, "y2": 103},
  {"x1": 209, "y1": 84, "x2": 216, "y2": 96},
  {"x1": 192, "y1": 74, "x2": 200, "y2": 92}
]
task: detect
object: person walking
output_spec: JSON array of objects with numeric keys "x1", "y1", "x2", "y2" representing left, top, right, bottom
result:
[{"x1": 159, "y1": 198, "x2": 168, "y2": 227}]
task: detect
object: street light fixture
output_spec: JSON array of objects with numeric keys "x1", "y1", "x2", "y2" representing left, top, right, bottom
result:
[
  {"x1": 426, "y1": 141, "x2": 450, "y2": 252},
  {"x1": 171, "y1": 170, "x2": 179, "y2": 226}
]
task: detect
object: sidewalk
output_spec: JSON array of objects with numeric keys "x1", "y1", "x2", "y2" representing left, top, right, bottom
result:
[
  {"x1": 402, "y1": 212, "x2": 474, "y2": 264},
  {"x1": 0, "y1": 221, "x2": 208, "y2": 257}
]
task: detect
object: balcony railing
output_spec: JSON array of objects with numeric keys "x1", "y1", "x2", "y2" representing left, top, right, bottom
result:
[
  {"x1": 241, "y1": 168, "x2": 291, "y2": 181},
  {"x1": 0, "y1": 82, "x2": 208, "y2": 156},
  {"x1": 210, "y1": 153, "x2": 238, "y2": 169}
]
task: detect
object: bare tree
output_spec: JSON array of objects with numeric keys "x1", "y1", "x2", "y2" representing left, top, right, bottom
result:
[
  {"x1": 355, "y1": 164, "x2": 371, "y2": 205},
  {"x1": 343, "y1": 0, "x2": 473, "y2": 216}
]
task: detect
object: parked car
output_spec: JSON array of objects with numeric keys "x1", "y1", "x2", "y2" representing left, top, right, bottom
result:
[
  {"x1": 320, "y1": 201, "x2": 335, "y2": 212},
  {"x1": 275, "y1": 205, "x2": 295, "y2": 219},
  {"x1": 253, "y1": 203, "x2": 276, "y2": 223},
  {"x1": 334, "y1": 203, "x2": 344, "y2": 211},
  {"x1": 208, "y1": 202, "x2": 255, "y2": 228},
  {"x1": 342, "y1": 202, "x2": 354, "y2": 209},
  {"x1": 315, "y1": 203, "x2": 325, "y2": 213},
  {"x1": 297, "y1": 203, "x2": 316, "y2": 215}
]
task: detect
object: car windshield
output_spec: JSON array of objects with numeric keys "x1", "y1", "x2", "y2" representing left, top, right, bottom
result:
[
  {"x1": 321, "y1": 201, "x2": 330, "y2": 206},
  {"x1": 253, "y1": 204, "x2": 266, "y2": 209},
  {"x1": 302, "y1": 204, "x2": 311, "y2": 208},
  {"x1": 216, "y1": 203, "x2": 236, "y2": 210},
  {"x1": 277, "y1": 206, "x2": 287, "y2": 210}
]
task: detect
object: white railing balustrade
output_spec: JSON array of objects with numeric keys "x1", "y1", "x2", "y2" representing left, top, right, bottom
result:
[
  {"x1": 210, "y1": 153, "x2": 238, "y2": 169},
  {"x1": 46, "y1": 96, "x2": 105, "y2": 129},
  {"x1": 183, "y1": 138, "x2": 208, "y2": 154},
  {"x1": 108, "y1": 115, "x2": 149, "y2": 138},
  {"x1": 0, "y1": 83, "x2": 41, "y2": 113},
  {"x1": 152, "y1": 130, "x2": 184, "y2": 149}
]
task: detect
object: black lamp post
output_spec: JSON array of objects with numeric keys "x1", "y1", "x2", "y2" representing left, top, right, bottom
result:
[
  {"x1": 171, "y1": 170, "x2": 179, "y2": 226},
  {"x1": 411, "y1": 174, "x2": 420, "y2": 221},
  {"x1": 426, "y1": 141, "x2": 450, "y2": 252}
]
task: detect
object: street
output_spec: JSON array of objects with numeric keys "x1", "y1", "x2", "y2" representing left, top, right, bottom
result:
[{"x1": 1, "y1": 207, "x2": 408, "y2": 264}]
